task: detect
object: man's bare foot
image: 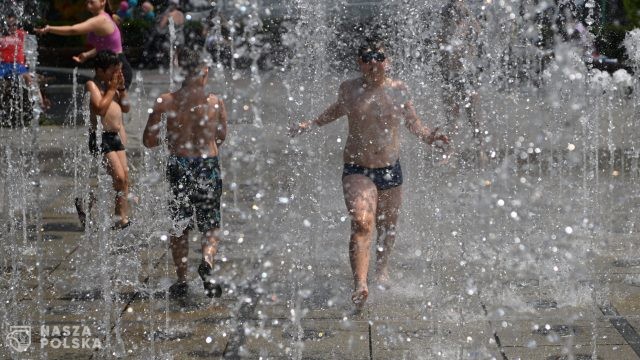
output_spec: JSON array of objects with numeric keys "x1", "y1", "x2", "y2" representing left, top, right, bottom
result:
[{"x1": 351, "y1": 286, "x2": 369, "y2": 311}]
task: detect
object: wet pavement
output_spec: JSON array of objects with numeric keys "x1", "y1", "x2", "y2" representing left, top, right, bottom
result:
[{"x1": 2, "y1": 67, "x2": 640, "y2": 359}]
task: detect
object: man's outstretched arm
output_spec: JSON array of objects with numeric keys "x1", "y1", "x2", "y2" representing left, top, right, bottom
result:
[
  {"x1": 289, "y1": 83, "x2": 347, "y2": 137},
  {"x1": 402, "y1": 99, "x2": 449, "y2": 147}
]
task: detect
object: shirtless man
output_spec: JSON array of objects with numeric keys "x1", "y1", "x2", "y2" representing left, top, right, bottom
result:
[
  {"x1": 290, "y1": 39, "x2": 448, "y2": 309},
  {"x1": 85, "y1": 50, "x2": 130, "y2": 229},
  {"x1": 143, "y1": 47, "x2": 227, "y2": 298}
]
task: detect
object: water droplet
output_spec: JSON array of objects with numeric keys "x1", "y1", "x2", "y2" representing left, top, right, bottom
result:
[{"x1": 278, "y1": 197, "x2": 289, "y2": 204}]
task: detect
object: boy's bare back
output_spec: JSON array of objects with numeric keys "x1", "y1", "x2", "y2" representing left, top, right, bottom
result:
[{"x1": 152, "y1": 88, "x2": 225, "y2": 158}]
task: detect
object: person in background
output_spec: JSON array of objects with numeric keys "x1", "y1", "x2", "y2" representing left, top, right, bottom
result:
[
  {"x1": 115, "y1": 1, "x2": 131, "y2": 25},
  {"x1": 127, "y1": 0, "x2": 139, "y2": 19},
  {"x1": 141, "y1": 2, "x2": 156, "y2": 23},
  {"x1": 0, "y1": 14, "x2": 48, "y2": 110},
  {"x1": 142, "y1": 0, "x2": 184, "y2": 67},
  {"x1": 35, "y1": 0, "x2": 133, "y2": 90},
  {"x1": 438, "y1": 0, "x2": 486, "y2": 167}
]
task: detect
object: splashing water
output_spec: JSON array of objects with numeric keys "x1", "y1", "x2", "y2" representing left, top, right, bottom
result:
[{"x1": 5, "y1": 1, "x2": 640, "y2": 358}]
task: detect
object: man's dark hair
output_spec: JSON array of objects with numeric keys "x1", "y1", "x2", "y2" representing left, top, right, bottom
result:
[
  {"x1": 358, "y1": 38, "x2": 385, "y2": 56},
  {"x1": 94, "y1": 50, "x2": 120, "y2": 70},
  {"x1": 177, "y1": 46, "x2": 204, "y2": 76}
]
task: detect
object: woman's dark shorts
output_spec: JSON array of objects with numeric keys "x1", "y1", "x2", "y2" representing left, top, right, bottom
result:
[
  {"x1": 167, "y1": 155, "x2": 222, "y2": 233},
  {"x1": 342, "y1": 160, "x2": 403, "y2": 191}
]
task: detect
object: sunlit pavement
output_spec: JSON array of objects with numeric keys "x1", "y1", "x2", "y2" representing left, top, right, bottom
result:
[{"x1": 2, "y1": 68, "x2": 640, "y2": 359}]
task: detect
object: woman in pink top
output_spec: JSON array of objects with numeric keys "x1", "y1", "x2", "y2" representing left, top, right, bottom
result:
[{"x1": 35, "y1": 0, "x2": 132, "y2": 89}]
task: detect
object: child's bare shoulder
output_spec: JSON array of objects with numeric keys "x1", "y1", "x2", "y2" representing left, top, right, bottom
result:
[
  {"x1": 85, "y1": 79, "x2": 98, "y2": 89},
  {"x1": 153, "y1": 92, "x2": 175, "y2": 111}
]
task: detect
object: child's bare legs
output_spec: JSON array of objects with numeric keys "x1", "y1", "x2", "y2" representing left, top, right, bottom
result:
[
  {"x1": 104, "y1": 150, "x2": 129, "y2": 226},
  {"x1": 75, "y1": 192, "x2": 96, "y2": 229},
  {"x1": 170, "y1": 231, "x2": 189, "y2": 283},
  {"x1": 199, "y1": 228, "x2": 222, "y2": 297},
  {"x1": 343, "y1": 175, "x2": 377, "y2": 309},
  {"x1": 202, "y1": 228, "x2": 220, "y2": 267},
  {"x1": 22, "y1": 73, "x2": 49, "y2": 110},
  {"x1": 374, "y1": 186, "x2": 402, "y2": 289}
]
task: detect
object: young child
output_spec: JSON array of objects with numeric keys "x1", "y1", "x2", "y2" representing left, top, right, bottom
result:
[
  {"x1": 143, "y1": 47, "x2": 227, "y2": 298},
  {"x1": 84, "y1": 50, "x2": 131, "y2": 229},
  {"x1": 290, "y1": 39, "x2": 448, "y2": 310}
]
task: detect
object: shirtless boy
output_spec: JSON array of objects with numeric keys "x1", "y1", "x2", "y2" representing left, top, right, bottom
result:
[
  {"x1": 290, "y1": 39, "x2": 449, "y2": 309},
  {"x1": 85, "y1": 50, "x2": 130, "y2": 229},
  {"x1": 143, "y1": 47, "x2": 227, "y2": 298}
]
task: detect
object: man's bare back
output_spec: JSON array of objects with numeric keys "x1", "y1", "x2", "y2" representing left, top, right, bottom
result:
[{"x1": 150, "y1": 87, "x2": 225, "y2": 157}]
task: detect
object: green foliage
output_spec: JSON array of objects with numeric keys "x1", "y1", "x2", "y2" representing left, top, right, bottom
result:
[
  {"x1": 595, "y1": 24, "x2": 628, "y2": 59},
  {"x1": 120, "y1": 19, "x2": 152, "y2": 48},
  {"x1": 622, "y1": 0, "x2": 640, "y2": 28},
  {"x1": 184, "y1": 20, "x2": 203, "y2": 34}
]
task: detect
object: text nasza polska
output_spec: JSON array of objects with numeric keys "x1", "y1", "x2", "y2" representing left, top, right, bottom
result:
[{"x1": 40, "y1": 325, "x2": 102, "y2": 349}]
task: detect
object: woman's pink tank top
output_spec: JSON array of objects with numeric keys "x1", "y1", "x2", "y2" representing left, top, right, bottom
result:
[{"x1": 87, "y1": 12, "x2": 123, "y2": 53}]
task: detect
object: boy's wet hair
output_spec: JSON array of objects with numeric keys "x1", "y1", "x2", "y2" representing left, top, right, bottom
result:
[
  {"x1": 358, "y1": 38, "x2": 385, "y2": 56},
  {"x1": 177, "y1": 46, "x2": 204, "y2": 76},
  {"x1": 94, "y1": 50, "x2": 120, "y2": 70}
]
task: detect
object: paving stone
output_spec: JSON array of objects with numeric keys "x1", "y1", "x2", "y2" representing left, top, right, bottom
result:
[
  {"x1": 112, "y1": 320, "x2": 230, "y2": 359},
  {"x1": 14, "y1": 299, "x2": 119, "y2": 324},
  {"x1": 121, "y1": 296, "x2": 236, "y2": 323},
  {"x1": 372, "y1": 320, "x2": 495, "y2": 356},
  {"x1": 496, "y1": 320, "x2": 627, "y2": 348},
  {"x1": 610, "y1": 291, "x2": 640, "y2": 316},
  {"x1": 503, "y1": 344, "x2": 639, "y2": 359}
]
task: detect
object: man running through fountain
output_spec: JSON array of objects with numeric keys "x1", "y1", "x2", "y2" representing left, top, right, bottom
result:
[
  {"x1": 143, "y1": 46, "x2": 227, "y2": 298},
  {"x1": 290, "y1": 39, "x2": 449, "y2": 310},
  {"x1": 86, "y1": 50, "x2": 131, "y2": 229}
]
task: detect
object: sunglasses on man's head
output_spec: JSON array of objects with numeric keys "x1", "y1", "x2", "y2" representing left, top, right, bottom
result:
[{"x1": 361, "y1": 51, "x2": 386, "y2": 63}]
